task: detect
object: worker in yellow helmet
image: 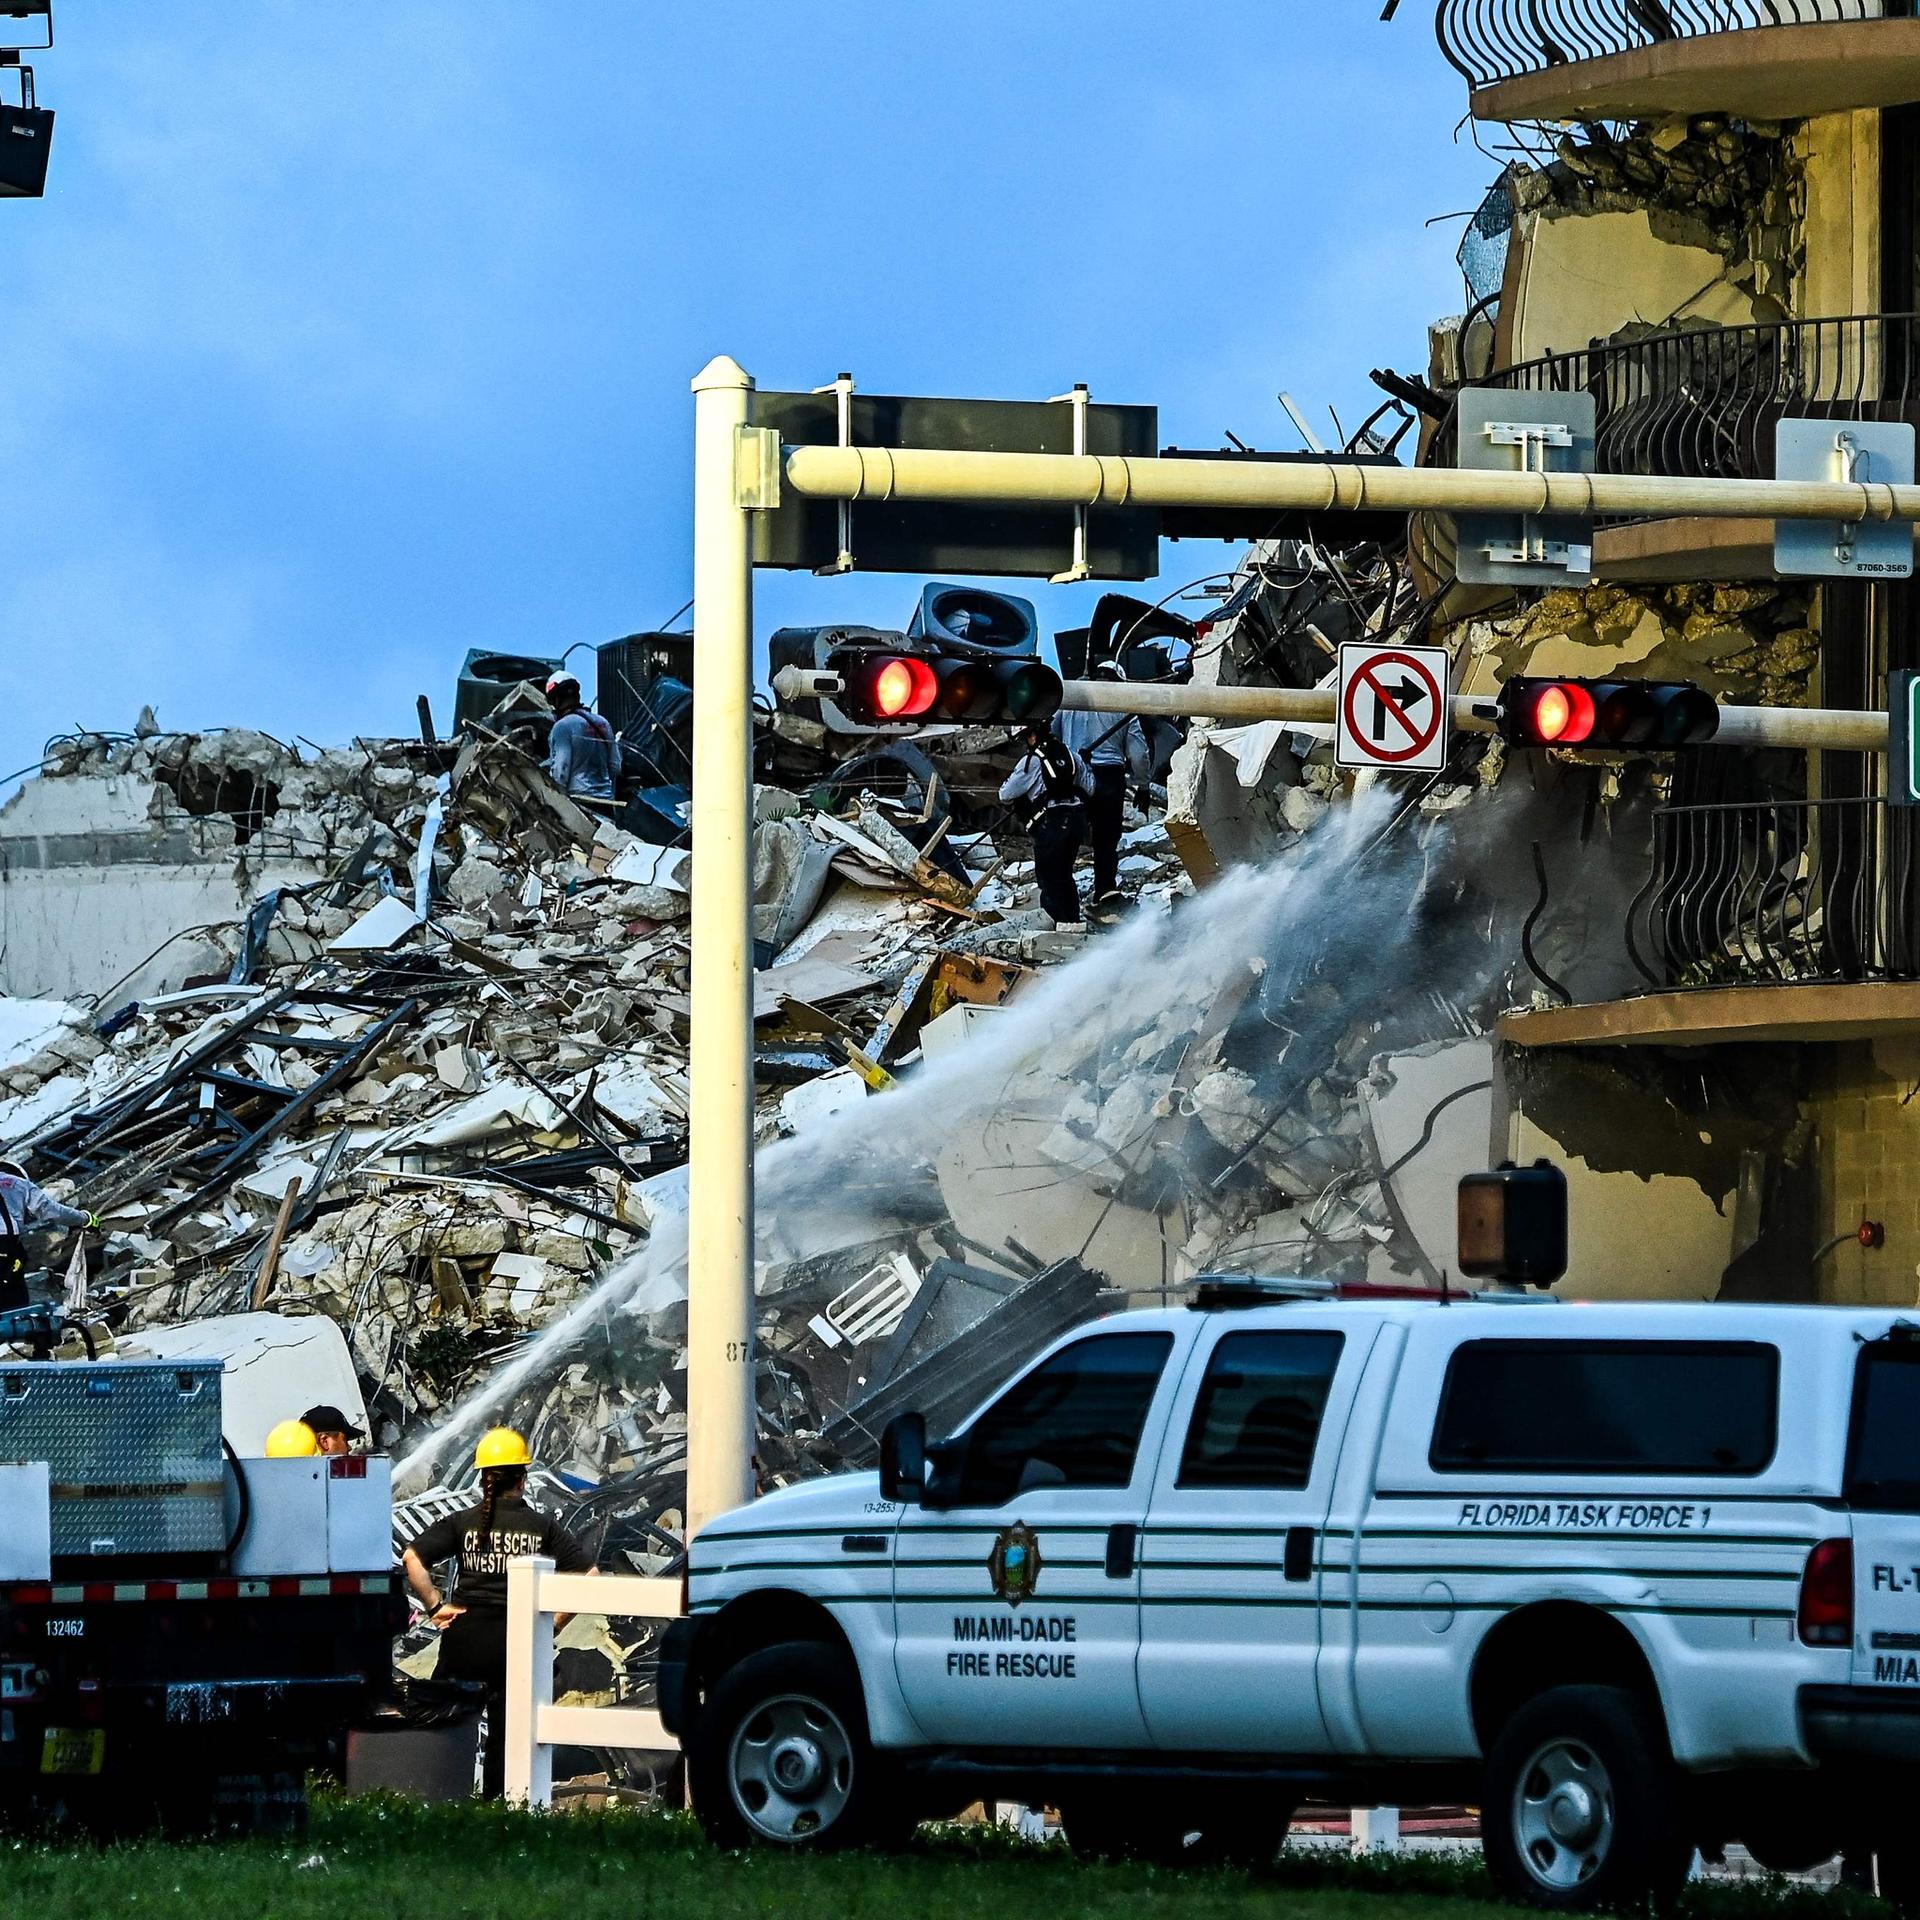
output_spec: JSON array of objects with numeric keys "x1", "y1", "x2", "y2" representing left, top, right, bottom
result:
[
  {"x1": 264, "y1": 1418, "x2": 319, "y2": 1458},
  {"x1": 399, "y1": 1428, "x2": 597, "y2": 1797}
]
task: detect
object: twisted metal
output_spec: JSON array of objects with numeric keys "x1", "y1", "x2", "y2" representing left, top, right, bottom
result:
[
  {"x1": 1625, "y1": 795, "x2": 1920, "y2": 986},
  {"x1": 1437, "y1": 0, "x2": 1904, "y2": 91}
]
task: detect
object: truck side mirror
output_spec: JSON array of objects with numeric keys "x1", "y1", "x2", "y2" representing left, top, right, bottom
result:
[{"x1": 880, "y1": 1412, "x2": 927, "y2": 1504}]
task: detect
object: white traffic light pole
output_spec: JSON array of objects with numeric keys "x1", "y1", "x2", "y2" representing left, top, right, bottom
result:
[
  {"x1": 688, "y1": 402, "x2": 1908, "y2": 1534},
  {"x1": 686, "y1": 356, "x2": 759, "y2": 1538},
  {"x1": 1057, "y1": 676, "x2": 1892, "y2": 753},
  {"x1": 782, "y1": 441, "x2": 1920, "y2": 530}
]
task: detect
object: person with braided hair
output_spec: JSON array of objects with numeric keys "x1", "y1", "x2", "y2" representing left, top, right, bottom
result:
[{"x1": 402, "y1": 1427, "x2": 596, "y2": 1796}]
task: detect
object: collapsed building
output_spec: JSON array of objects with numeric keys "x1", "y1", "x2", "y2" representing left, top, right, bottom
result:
[{"x1": 9, "y1": 0, "x2": 1920, "y2": 1775}]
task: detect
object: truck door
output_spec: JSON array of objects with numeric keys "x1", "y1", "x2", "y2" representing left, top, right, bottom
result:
[
  {"x1": 1844, "y1": 1336, "x2": 1920, "y2": 1688},
  {"x1": 1136, "y1": 1319, "x2": 1372, "y2": 1754},
  {"x1": 892, "y1": 1327, "x2": 1184, "y2": 1750}
]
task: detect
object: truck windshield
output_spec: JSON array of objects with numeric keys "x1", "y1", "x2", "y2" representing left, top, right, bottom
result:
[{"x1": 1847, "y1": 1345, "x2": 1920, "y2": 1511}]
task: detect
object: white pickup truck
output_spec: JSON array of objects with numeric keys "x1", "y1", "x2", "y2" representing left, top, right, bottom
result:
[{"x1": 663, "y1": 1286, "x2": 1920, "y2": 1908}]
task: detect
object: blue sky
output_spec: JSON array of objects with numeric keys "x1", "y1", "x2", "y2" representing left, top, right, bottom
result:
[{"x1": 0, "y1": 2, "x2": 1493, "y2": 783}]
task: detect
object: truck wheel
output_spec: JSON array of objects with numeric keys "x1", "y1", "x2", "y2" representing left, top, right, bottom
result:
[
  {"x1": 688, "y1": 1640, "x2": 904, "y2": 1851},
  {"x1": 1062, "y1": 1786, "x2": 1295, "y2": 1868},
  {"x1": 1482, "y1": 1685, "x2": 1690, "y2": 1910}
]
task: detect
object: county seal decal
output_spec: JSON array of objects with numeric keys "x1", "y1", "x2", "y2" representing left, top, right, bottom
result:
[{"x1": 988, "y1": 1520, "x2": 1042, "y2": 1607}]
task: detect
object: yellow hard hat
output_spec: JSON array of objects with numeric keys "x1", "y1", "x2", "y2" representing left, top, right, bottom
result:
[
  {"x1": 474, "y1": 1427, "x2": 531, "y2": 1471},
  {"x1": 265, "y1": 1418, "x2": 319, "y2": 1459}
]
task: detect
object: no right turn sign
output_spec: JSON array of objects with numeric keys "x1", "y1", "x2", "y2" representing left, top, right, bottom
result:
[{"x1": 1336, "y1": 642, "x2": 1451, "y2": 773}]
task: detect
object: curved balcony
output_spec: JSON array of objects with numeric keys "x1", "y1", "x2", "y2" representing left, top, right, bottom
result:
[
  {"x1": 1437, "y1": 1, "x2": 1920, "y2": 124},
  {"x1": 1421, "y1": 312, "x2": 1920, "y2": 580}
]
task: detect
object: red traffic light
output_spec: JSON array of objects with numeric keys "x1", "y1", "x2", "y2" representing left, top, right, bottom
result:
[
  {"x1": 1498, "y1": 676, "x2": 1719, "y2": 750},
  {"x1": 840, "y1": 653, "x2": 938, "y2": 725},
  {"x1": 1524, "y1": 682, "x2": 1595, "y2": 746}
]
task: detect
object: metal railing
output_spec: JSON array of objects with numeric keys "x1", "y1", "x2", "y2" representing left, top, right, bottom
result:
[
  {"x1": 1438, "y1": 1, "x2": 1907, "y2": 91},
  {"x1": 1432, "y1": 315, "x2": 1920, "y2": 493},
  {"x1": 1414, "y1": 315, "x2": 1920, "y2": 589},
  {"x1": 1624, "y1": 795, "x2": 1920, "y2": 987}
]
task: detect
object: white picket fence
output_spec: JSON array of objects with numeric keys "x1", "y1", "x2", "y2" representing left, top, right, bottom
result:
[
  {"x1": 502, "y1": 1555, "x2": 682, "y2": 1807},
  {"x1": 497, "y1": 1555, "x2": 1402, "y2": 1849}
]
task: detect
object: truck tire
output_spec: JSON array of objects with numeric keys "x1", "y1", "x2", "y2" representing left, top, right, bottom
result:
[
  {"x1": 1061, "y1": 1785, "x2": 1296, "y2": 1868},
  {"x1": 688, "y1": 1640, "x2": 906, "y2": 1851},
  {"x1": 1482, "y1": 1684, "x2": 1690, "y2": 1911}
]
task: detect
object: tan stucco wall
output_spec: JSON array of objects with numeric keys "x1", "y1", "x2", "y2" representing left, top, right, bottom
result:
[
  {"x1": 1807, "y1": 1035, "x2": 1920, "y2": 1306},
  {"x1": 1508, "y1": 207, "x2": 1761, "y2": 363},
  {"x1": 1795, "y1": 109, "x2": 1882, "y2": 321},
  {"x1": 1507, "y1": 1107, "x2": 1735, "y2": 1301}
]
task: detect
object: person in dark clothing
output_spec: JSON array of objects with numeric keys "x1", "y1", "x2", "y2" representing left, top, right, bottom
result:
[
  {"x1": 0, "y1": 1159, "x2": 95, "y2": 1313},
  {"x1": 999, "y1": 723, "x2": 1094, "y2": 925},
  {"x1": 1053, "y1": 663, "x2": 1151, "y2": 911},
  {"x1": 401, "y1": 1427, "x2": 596, "y2": 1797}
]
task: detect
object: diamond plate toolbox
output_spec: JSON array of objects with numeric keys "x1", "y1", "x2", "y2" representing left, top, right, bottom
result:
[{"x1": 0, "y1": 1361, "x2": 225, "y2": 1559}]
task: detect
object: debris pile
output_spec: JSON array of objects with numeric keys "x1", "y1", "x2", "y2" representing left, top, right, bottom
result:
[{"x1": 0, "y1": 720, "x2": 1197, "y2": 1502}]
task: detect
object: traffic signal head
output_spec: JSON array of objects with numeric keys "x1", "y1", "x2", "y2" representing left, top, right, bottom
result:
[
  {"x1": 1497, "y1": 677, "x2": 1719, "y2": 750},
  {"x1": 817, "y1": 645, "x2": 1063, "y2": 733}
]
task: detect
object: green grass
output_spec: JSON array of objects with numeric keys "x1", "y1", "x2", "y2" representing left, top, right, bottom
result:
[{"x1": 0, "y1": 1796, "x2": 1897, "y2": 1920}]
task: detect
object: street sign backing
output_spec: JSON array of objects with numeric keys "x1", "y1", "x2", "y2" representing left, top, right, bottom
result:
[
  {"x1": 1336, "y1": 642, "x2": 1451, "y2": 773},
  {"x1": 1453, "y1": 389, "x2": 1596, "y2": 589},
  {"x1": 750, "y1": 390, "x2": 1160, "y2": 579},
  {"x1": 1775, "y1": 419, "x2": 1915, "y2": 581}
]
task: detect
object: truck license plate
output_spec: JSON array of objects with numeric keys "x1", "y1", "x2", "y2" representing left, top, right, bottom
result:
[{"x1": 40, "y1": 1728, "x2": 105, "y2": 1776}]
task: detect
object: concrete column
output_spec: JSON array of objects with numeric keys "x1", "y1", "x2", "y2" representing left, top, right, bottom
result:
[{"x1": 686, "y1": 356, "x2": 759, "y2": 1539}]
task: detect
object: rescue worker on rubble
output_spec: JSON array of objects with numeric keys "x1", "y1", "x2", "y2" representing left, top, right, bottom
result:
[
  {"x1": 301, "y1": 1404, "x2": 365, "y2": 1457},
  {"x1": 401, "y1": 1427, "x2": 598, "y2": 1798},
  {"x1": 542, "y1": 672, "x2": 619, "y2": 801},
  {"x1": 0, "y1": 1159, "x2": 97, "y2": 1313},
  {"x1": 1052, "y1": 660, "x2": 1152, "y2": 914},
  {"x1": 999, "y1": 722, "x2": 1094, "y2": 927}
]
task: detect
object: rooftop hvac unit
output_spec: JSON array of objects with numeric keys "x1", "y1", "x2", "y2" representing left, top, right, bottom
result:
[
  {"x1": 0, "y1": 15, "x2": 53, "y2": 202},
  {"x1": 906, "y1": 584, "x2": 1038, "y2": 657},
  {"x1": 453, "y1": 648, "x2": 562, "y2": 732},
  {"x1": 597, "y1": 631, "x2": 694, "y2": 737}
]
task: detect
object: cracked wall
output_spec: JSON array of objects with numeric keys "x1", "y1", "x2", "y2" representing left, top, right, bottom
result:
[
  {"x1": 1500, "y1": 1043, "x2": 1808, "y2": 1300},
  {"x1": 1456, "y1": 580, "x2": 1819, "y2": 710}
]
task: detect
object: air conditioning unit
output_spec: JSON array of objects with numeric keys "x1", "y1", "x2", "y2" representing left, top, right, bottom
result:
[
  {"x1": 906, "y1": 584, "x2": 1038, "y2": 657},
  {"x1": 452, "y1": 649, "x2": 562, "y2": 731}
]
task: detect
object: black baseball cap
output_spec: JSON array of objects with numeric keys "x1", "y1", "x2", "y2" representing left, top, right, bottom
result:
[{"x1": 301, "y1": 1404, "x2": 364, "y2": 1438}]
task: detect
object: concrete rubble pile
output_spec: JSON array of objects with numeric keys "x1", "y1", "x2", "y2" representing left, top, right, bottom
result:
[{"x1": 0, "y1": 718, "x2": 1195, "y2": 1515}]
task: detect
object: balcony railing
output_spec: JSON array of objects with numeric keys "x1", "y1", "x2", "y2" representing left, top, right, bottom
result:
[
  {"x1": 1435, "y1": 314, "x2": 1920, "y2": 487},
  {"x1": 1437, "y1": 0, "x2": 1908, "y2": 92},
  {"x1": 1623, "y1": 796, "x2": 1920, "y2": 987},
  {"x1": 1419, "y1": 316, "x2": 1920, "y2": 585}
]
